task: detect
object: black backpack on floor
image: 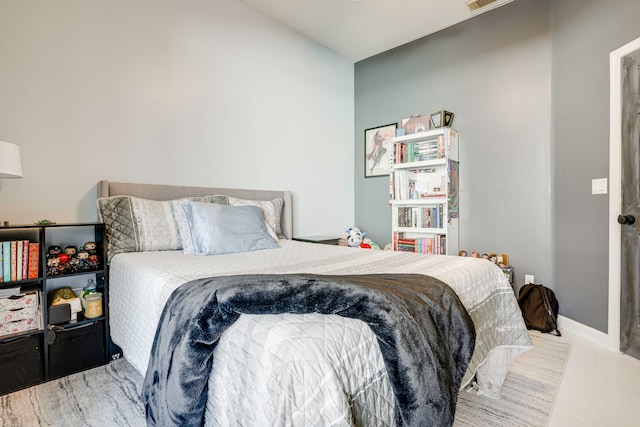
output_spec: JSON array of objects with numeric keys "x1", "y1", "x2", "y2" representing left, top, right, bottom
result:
[{"x1": 517, "y1": 284, "x2": 561, "y2": 336}]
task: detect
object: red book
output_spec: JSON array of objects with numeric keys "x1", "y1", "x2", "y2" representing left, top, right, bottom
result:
[
  {"x1": 397, "y1": 239, "x2": 417, "y2": 244},
  {"x1": 27, "y1": 242, "x2": 40, "y2": 279}
]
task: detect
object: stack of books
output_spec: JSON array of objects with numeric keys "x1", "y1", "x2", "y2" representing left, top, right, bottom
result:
[
  {"x1": 394, "y1": 136, "x2": 446, "y2": 164},
  {"x1": 393, "y1": 232, "x2": 446, "y2": 254},
  {"x1": 0, "y1": 240, "x2": 40, "y2": 283},
  {"x1": 396, "y1": 205, "x2": 444, "y2": 229}
]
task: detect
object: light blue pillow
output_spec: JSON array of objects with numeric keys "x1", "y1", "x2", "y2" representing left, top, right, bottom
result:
[{"x1": 183, "y1": 202, "x2": 279, "y2": 255}]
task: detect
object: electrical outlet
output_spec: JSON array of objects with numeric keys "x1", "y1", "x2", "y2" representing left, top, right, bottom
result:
[{"x1": 524, "y1": 274, "x2": 535, "y2": 284}]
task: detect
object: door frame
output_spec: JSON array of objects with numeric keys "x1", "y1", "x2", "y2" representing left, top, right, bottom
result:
[{"x1": 609, "y1": 36, "x2": 640, "y2": 352}]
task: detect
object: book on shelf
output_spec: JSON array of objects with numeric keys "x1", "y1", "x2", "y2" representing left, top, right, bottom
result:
[
  {"x1": 393, "y1": 232, "x2": 447, "y2": 254},
  {"x1": 22, "y1": 240, "x2": 29, "y2": 281},
  {"x1": 396, "y1": 205, "x2": 444, "y2": 229},
  {"x1": 10, "y1": 241, "x2": 17, "y2": 282},
  {"x1": 395, "y1": 136, "x2": 448, "y2": 164},
  {"x1": 437, "y1": 136, "x2": 446, "y2": 158},
  {"x1": 389, "y1": 169, "x2": 395, "y2": 200},
  {"x1": 2, "y1": 241, "x2": 9, "y2": 282},
  {"x1": 28, "y1": 242, "x2": 40, "y2": 279},
  {"x1": 16, "y1": 240, "x2": 23, "y2": 281}
]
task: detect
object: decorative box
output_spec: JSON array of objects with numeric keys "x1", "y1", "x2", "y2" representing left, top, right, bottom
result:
[
  {"x1": 0, "y1": 316, "x2": 41, "y2": 338},
  {"x1": 2, "y1": 304, "x2": 39, "y2": 323},
  {"x1": 401, "y1": 114, "x2": 431, "y2": 134},
  {"x1": 0, "y1": 291, "x2": 39, "y2": 311},
  {"x1": 1, "y1": 291, "x2": 42, "y2": 338}
]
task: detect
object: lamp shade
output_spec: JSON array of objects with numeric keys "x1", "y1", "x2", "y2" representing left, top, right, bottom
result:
[{"x1": 0, "y1": 141, "x2": 23, "y2": 178}]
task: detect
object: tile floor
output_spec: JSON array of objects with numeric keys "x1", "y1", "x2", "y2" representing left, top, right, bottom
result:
[{"x1": 548, "y1": 331, "x2": 640, "y2": 426}]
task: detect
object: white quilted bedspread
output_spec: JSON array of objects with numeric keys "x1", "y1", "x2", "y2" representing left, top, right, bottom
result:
[
  {"x1": 109, "y1": 240, "x2": 532, "y2": 425},
  {"x1": 207, "y1": 313, "x2": 395, "y2": 426}
]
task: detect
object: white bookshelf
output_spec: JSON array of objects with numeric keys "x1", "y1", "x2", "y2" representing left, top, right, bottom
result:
[{"x1": 390, "y1": 127, "x2": 459, "y2": 255}]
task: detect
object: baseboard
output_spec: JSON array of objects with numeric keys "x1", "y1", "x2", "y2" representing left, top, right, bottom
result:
[{"x1": 557, "y1": 315, "x2": 609, "y2": 348}]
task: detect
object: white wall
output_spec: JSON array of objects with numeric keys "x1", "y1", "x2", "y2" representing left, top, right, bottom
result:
[{"x1": 0, "y1": 0, "x2": 354, "y2": 237}]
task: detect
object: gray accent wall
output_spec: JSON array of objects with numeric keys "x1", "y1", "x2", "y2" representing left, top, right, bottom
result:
[
  {"x1": 355, "y1": 0, "x2": 640, "y2": 332},
  {"x1": 551, "y1": 0, "x2": 640, "y2": 333},
  {"x1": 355, "y1": 1, "x2": 553, "y2": 291}
]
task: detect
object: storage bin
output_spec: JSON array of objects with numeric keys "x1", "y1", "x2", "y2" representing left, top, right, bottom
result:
[
  {"x1": 1, "y1": 304, "x2": 39, "y2": 323},
  {"x1": 1, "y1": 290, "x2": 42, "y2": 338},
  {"x1": 48, "y1": 320, "x2": 105, "y2": 379},
  {"x1": 0, "y1": 291, "x2": 39, "y2": 311},
  {"x1": 0, "y1": 334, "x2": 44, "y2": 395},
  {"x1": 0, "y1": 316, "x2": 41, "y2": 338}
]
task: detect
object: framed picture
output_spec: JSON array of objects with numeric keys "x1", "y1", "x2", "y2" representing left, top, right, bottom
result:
[
  {"x1": 444, "y1": 111, "x2": 455, "y2": 127},
  {"x1": 430, "y1": 110, "x2": 455, "y2": 128},
  {"x1": 430, "y1": 111, "x2": 443, "y2": 129},
  {"x1": 364, "y1": 123, "x2": 397, "y2": 178}
]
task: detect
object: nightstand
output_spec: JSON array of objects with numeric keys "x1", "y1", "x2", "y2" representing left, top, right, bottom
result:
[{"x1": 293, "y1": 235, "x2": 340, "y2": 245}]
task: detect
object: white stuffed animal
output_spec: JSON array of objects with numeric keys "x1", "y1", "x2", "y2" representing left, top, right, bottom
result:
[{"x1": 345, "y1": 227, "x2": 364, "y2": 247}]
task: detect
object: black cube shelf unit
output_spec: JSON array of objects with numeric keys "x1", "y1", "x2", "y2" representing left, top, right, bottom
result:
[{"x1": 0, "y1": 223, "x2": 114, "y2": 395}]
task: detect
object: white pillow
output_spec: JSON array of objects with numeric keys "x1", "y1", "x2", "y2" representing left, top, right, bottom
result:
[
  {"x1": 129, "y1": 197, "x2": 184, "y2": 251},
  {"x1": 227, "y1": 196, "x2": 284, "y2": 241}
]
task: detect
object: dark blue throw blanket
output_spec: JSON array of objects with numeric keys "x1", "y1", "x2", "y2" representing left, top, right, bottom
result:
[{"x1": 142, "y1": 274, "x2": 475, "y2": 426}]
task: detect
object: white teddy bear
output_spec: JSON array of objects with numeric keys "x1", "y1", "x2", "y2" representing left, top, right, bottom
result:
[
  {"x1": 339, "y1": 227, "x2": 380, "y2": 249},
  {"x1": 345, "y1": 227, "x2": 364, "y2": 247},
  {"x1": 339, "y1": 227, "x2": 364, "y2": 247}
]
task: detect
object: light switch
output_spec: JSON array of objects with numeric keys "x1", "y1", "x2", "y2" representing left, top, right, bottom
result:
[{"x1": 592, "y1": 178, "x2": 608, "y2": 195}]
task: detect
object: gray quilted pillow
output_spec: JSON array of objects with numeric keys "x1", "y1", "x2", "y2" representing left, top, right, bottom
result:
[{"x1": 97, "y1": 196, "x2": 140, "y2": 260}]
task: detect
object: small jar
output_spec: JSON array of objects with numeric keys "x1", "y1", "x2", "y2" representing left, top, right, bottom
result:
[{"x1": 84, "y1": 292, "x2": 103, "y2": 319}]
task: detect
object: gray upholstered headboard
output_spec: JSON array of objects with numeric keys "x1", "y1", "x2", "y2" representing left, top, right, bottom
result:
[{"x1": 98, "y1": 180, "x2": 293, "y2": 240}]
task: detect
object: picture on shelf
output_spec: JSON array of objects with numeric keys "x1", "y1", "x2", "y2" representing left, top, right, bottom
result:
[
  {"x1": 364, "y1": 123, "x2": 397, "y2": 177},
  {"x1": 430, "y1": 110, "x2": 455, "y2": 129},
  {"x1": 429, "y1": 111, "x2": 443, "y2": 128},
  {"x1": 444, "y1": 111, "x2": 455, "y2": 127}
]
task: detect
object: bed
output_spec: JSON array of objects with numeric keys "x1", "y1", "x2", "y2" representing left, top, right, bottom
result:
[{"x1": 97, "y1": 180, "x2": 532, "y2": 426}]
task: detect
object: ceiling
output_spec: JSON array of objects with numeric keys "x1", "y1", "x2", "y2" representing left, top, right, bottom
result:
[{"x1": 240, "y1": 0, "x2": 515, "y2": 62}]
